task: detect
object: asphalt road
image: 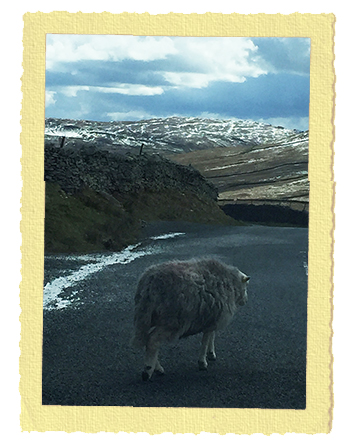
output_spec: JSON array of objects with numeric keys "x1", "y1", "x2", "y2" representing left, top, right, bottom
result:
[{"x1": 42, "y1": 222, "x2": 308, "y2": 409}]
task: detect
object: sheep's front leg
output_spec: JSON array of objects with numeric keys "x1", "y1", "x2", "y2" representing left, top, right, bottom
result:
[
  {"x1": 198, "y1": 331, "x2": 213, "y2": 370},
  {"x1": 207, "y1": 331, "x2": 216, "y2": 361}
]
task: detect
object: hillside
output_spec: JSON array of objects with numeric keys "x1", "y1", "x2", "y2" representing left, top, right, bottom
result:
[
  {"x1": 45, "y1": 116, "x2": 309, "y2": 229},
  {"x1": 168, "y1": 130, "x2": 309, "y2": 211},
  {"x1": 45, "y1": 116, "x2": 302, "y2": 154},
  {"x1": 44, "y1": 141, "x2": 235, "y2": 253}
]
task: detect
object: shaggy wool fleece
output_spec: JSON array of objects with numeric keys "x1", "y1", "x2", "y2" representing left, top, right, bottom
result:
[{"x1": 131, "y1": 258, "x2": 249, "y2": 348}]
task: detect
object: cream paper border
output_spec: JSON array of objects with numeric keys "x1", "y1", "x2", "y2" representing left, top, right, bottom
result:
[{"x1": 20, "y1": 12, "x2": 335, "y2": 434}]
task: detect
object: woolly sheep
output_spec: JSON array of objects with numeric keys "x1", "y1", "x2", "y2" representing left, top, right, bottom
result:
[{"x1": 131, "y1": 258, "x2": 250, "y2": 381}]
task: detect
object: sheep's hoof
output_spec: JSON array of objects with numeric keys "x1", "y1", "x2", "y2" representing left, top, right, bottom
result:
[
  {"x1": 142, "y1": 371, "x2": 150, "y2": 381},
  {"x1": 207, "y1": 352, "x2": 216, "y2": 361},
  {"x1": 142, "y1": 366, "x2": 153, "y2": 381},
  {"x1": 198, "y1": 360, "x2": 208, "y2": 371},
  {"x1": 155, "y1": 368, "x2": 165, "y2": 376}
]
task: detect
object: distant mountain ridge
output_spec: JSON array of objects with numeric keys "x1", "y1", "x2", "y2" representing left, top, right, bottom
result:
[{"x1": 45, "y1": 116, "x2": 303, "y2": 155}]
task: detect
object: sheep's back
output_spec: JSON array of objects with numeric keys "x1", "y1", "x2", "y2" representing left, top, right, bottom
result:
[{"x1": 133, "y1": 259, "x2": 239, "y2": 341}]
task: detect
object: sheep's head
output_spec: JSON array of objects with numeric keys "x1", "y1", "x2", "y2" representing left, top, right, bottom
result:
[{"x1": 237, "y1": 272, "x2": 250, "y2": 306}]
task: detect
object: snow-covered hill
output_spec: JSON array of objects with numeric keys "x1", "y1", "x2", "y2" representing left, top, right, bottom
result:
[{"x1": 45, "y1": 116, "x2": 303, "y2": 155}]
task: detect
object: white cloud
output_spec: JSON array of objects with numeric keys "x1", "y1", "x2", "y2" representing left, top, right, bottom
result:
[
  {"x1": 162, "y1": 72, "x2": 212, "y2": 89},
  {"x1": 45, "y1": 90, "x2": 57, "y2": 106},
  {"x1": 46, "y1": 34, "x2": 178, "y2": 70},
  {"x1": 60, "y1": 86, "x2": 90, "y2": 97},
  {"x1": 46, "y1": 35, "x2": 268, "y2": 88},
  {"x1": 158, "y1": 37, "x2": 268, "y2": 88},
  {"x1": 126, "y1": 36, "x2": 178, "y2": 61},
  {"x1": 58, "y1": 84, "x2": 163, "y2": 97},
  {"x1": 94, "y1": 84, "x2": 164, "y2": 96},
  {"x1": 45, "y1": 36, "x2": 309, "y2": 124},
  {"x1": 106, "y1": 110, "x2": 157, "y2": 121}
]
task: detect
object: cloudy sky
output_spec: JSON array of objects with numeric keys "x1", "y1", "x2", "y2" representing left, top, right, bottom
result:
[{"x1": 45, "y1": 35, "x2": 310, "y2": 130}]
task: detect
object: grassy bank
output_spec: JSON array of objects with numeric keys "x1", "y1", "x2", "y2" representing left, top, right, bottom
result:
[{"x1": 45, "y1": 182, "x2": 236, "y2": 253}]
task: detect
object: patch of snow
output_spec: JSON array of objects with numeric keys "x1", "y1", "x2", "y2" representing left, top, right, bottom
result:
[
  {"x1": 209, "y1": 164, "x2": 236, "y2": 171},
  {"x1": 43, "y1": 232, "x2": 186, "y2": 310},
  {"x1": 150, "y1": 232, "x2": 186, "y2": 240},
  {"x1": 43, "y1": 243, "x2": 151, "y2": 309},
  {"x1": 303, "y1": 261, "x2": 308, "y2": 276}
]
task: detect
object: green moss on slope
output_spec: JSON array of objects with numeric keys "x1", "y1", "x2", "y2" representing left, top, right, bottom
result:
[
  {"x1": 44, "y1": 183, "x2": 140, "y2": 253},
  {"x1": 45, "y1": 182, "x2": 237, "y2": 253}
]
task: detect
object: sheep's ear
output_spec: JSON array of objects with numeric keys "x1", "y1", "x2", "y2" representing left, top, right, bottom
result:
[{"x1": 242, "y1": 275, "x2": 250, "y2": 283}]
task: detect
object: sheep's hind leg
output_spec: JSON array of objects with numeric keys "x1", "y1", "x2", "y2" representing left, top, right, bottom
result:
[
  {"x1": 142, "y1": 348, "x2": 158, "y2": 381},
  {"x1": 142, "y1": 332, "x2": 163, "y2": 381},
  {"x1": 207, "y1": 331, "x2": 216, "y2": 361},
  {"x1": 198, "y1": 332, "x2": 212, "y2": 370},
  {"x1": 155, "y1": 358, "x2": 165, "y2": 375}
]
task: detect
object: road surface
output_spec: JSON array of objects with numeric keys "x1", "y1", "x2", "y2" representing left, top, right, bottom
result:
[{"x1": 42, "y1": 222, "x2": 308, "y2": 409}]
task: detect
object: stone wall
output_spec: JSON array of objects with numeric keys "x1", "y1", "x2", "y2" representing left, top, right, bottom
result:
[{"x1": 44, "y1": 142, "x2": 218, "y2": 201}]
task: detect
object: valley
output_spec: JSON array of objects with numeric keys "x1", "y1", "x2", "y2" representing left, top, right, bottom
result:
[{"x1": 168, "y1": 130, "x2": 309, "y2": 212}]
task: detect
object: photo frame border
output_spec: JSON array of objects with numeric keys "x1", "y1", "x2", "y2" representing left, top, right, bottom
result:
[{"x1": 20, "y1": 11, "x2": 335, "y2": 434}]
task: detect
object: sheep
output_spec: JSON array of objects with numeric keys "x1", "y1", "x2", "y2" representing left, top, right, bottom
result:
[{"x1": 130, "y1": 258, "x2": 250, "y2": 381}]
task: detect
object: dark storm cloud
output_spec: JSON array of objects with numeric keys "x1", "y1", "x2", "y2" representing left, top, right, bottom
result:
[
  {"x1": 202, "y1": 73, "x2": 310, "y2": 119},
  {"x1": 100, "y1": 72, "x2": 310, "y2": 120},
  {"x1": 251, "y1": 38, "x2": 310, "y2": 76}
]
